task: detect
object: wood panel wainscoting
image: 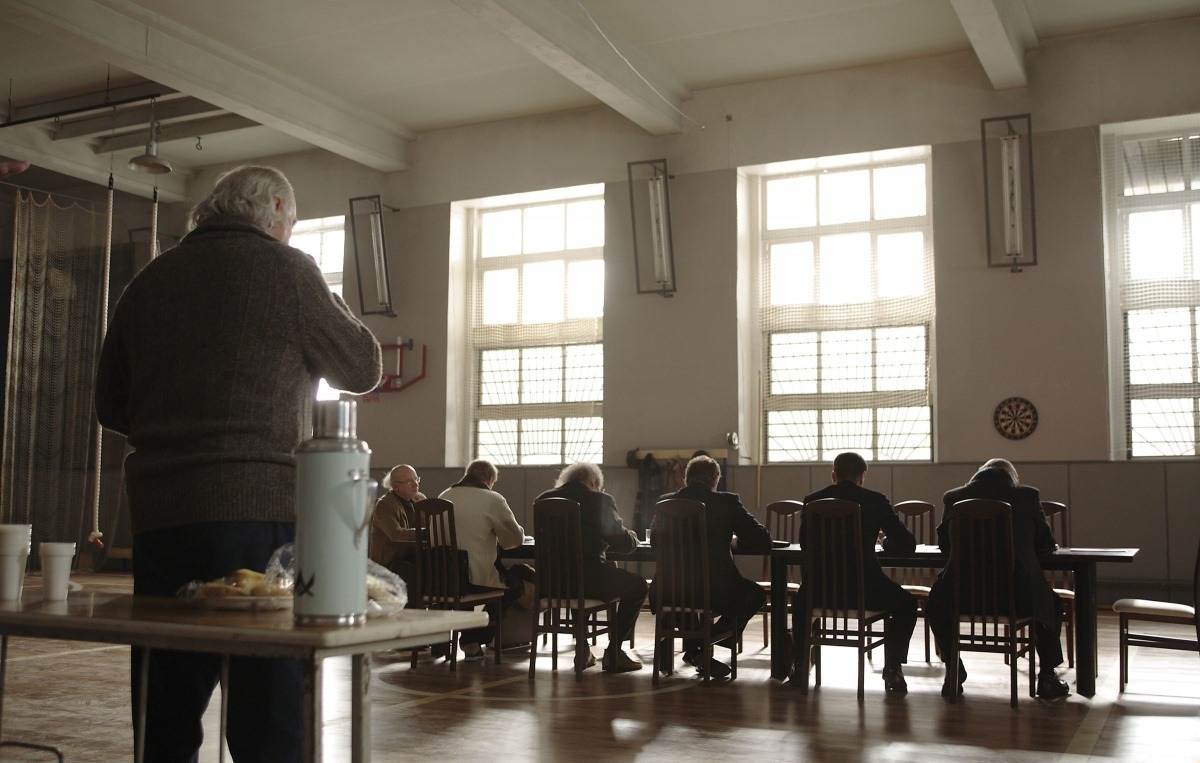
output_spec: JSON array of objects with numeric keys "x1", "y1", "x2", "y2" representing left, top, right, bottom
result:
[{"x1": 0, "y1": 572, "x2": 1196, "y2": 762}]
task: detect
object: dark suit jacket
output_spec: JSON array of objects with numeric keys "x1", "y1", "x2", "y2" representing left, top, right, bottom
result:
[
  {"x1": 535, "y1": 481, "x2": 638, "y2": 578},
  {"x1": 800, "y1": 480, "x2": 916, "y2": 603},
  {"x1": 937, "y1": 467, "x2": 1059, "y2": 627},
  {"x1": 653, "y1": 484, "x2": 772, "y2": 610}
]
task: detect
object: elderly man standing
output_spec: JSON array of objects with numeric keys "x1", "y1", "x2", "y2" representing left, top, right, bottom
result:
[
  {"x1": 654, "y1": 455, "x2": 772, "y2": 679},
  {"x1": 536, "y1": 462, "x2": 647, "y2": 673},
  {"x1": 927, "y1": 458, "x2": 1070, "y2": 700},
  {"x1": 439, "y1": 460, "x2": 526, "y2": 662},
  {"x1": 369, "y1": 464, "x2": 426, "y2": 590},
  {"x1": 96, "y1": 165, "x2": 382, "y2": 762}
]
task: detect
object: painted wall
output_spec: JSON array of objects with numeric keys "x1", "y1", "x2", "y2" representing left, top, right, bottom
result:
[{"x1": 143, "y1": 18, "x2": 1200, "y2": 599}]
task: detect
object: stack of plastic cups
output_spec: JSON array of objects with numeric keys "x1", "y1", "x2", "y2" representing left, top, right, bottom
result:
[{"x1": 0, "y1": 524, "x2": 33, "y2": 601}]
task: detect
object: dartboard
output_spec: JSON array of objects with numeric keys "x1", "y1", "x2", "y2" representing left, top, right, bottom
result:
[{"x1": 994, "y1": 397, "x2": 1037, "y2": 440}]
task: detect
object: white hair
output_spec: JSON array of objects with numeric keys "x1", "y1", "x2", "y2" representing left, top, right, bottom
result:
[
  {"x1": 980, "y1": 458, "x2": 1019, "y2": 483},
  {"x1": 189, "y1": 165, "x2": 295, "y2": 231},
  {"x1": 555, "y1": 462, "x2": 603, "y2": 491}
]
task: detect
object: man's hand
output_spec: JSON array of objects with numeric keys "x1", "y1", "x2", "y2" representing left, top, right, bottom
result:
[{"x1": 0, "y1": 160, "x2": 30, "y2": 179}]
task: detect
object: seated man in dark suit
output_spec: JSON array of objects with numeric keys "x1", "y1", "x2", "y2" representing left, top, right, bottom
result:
[
  {"x1": 792, "y1": 452, "x2": 917, "y2": 694},
  {"x1": 653, "y1": 455, "x2": 772, "y2": 679},
  {"x1": 926, "y1": 458, "x2": 1070, "y2": 699},
  {"x1": 536, "y1": 462, "x2": 647, "y2": 673}
]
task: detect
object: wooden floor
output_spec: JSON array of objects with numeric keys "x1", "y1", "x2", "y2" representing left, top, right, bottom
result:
[{"x1": 2, "y1": 572, "x2": 1197, "y2": 762}]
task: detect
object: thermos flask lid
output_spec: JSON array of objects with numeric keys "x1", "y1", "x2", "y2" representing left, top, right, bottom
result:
[{"x1": 312, "y1": 399, "x2": 357, "y2": 439}]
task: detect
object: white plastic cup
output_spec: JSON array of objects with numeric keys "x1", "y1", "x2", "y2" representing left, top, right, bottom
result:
[
  {"x1": 40, "y1": 542, "x2": 76, "y2": 601},
  {"x1": 0, "y1": 546, "x2": 30, "y2": 601}
]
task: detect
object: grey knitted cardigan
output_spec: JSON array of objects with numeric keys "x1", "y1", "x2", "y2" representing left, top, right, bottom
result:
[{"x1": 95, "y1": 214, "x2": 382, "y2": 535}]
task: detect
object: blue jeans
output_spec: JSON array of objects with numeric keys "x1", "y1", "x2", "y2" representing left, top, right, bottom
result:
[{"x1": 132, "y1": 521, "x2": 302, "y2": 763}]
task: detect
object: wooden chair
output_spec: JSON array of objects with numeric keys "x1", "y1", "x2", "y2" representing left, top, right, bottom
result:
[
  {"x1": 891, "y1": 500, "x2": 936, "y2": 662},
  {"x1": 652, "y1": 498, "x2": 735, "y2": 685},
  {"x1": 527, "y1": 497, "x2": 619, "y2": 681},
  {"x1": 796, "y1": 498, "x2": 888, "y2": 700},
  {"x1": 1111, "y1": 535, "x2": 1199, "y2": 692},
  {"x1": 1041, "y1": 501, "x2": 1075, "y2": 667},
  {"x1": 754, "y1": 500, "x2": 804, "y2": 649},
  {"x1": 944, "y1": 499, "x2": 1037, "y2": 707},
  {"x1": 410, "y1": 498, "x2": 505, "y2": 671}
]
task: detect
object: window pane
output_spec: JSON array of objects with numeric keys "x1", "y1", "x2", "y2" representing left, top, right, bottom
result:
[
  {"x1": 766, "y1": 176, "x2": 817, "y2": 230},
  {"x1": 819, "y1": 170, "x2": 870, "y2": 225},
  {"x1": 522, "y1": 260, "x2": 565, "y2": 324},
  {"x1": 565, "y1": 417, "x2": 603, "y2": 463},
  {"x1": 523, "y1": 204, "x2": 565, "y2": 254},
  {"x1": 877, "y1": 406, "x2": 931, "y2": 460},
  {"x1": 821, "y1": 329, "x2": 872, "y2": 393},
  {"x1": 767, "y1": 410, "x2": 818, "y2": 461},
  {"x1": 877, "y1": 232, "x2": 925, "y2": 298},
  {"x1": 1192, "y1": 204, "x2": 1200, "y2": 276},
  {"x1": 566, "y1": 199, "x2": 604, "y2": 249},
  {"x1": 770, "y1": 333, "x2": 817, "y2": 394},
  {"x1": 567, "y1": 260, "x2": 604, "y2": 319},
  {"x1": 480, "y1": 349, "x2": 520, "y2": 405},
  {"x1": 521, "y1": 347, "x2": 563, "y2": 403},
  {"x1": 1127, "y1": 308, "x2": 1192, "y2": 385},
  {"x1": 769, "y1": 242, "x2": 814, "y2": 305},
  {"x1": 520, "y1": 418, "x2": 563, "y2": 464},
  {"x1": 818, "y1": 233, "x2": 870, "y2": 304},
  {"x1": 876, "y1": 326, "x2": 926, "y2": 391},
  {"x1": 481, "y1": 209, "x2": 521, "y2": 258},
  {"x1": 1130, "y1": 398, "x2": 1195, "y2": 457},
  {"x1": 873, "y1": 164, "x2": 926, "y2": 220},
  {"x1": 821, "y1": 408, "x2": 872, "y2": 461},
  {"x1": 565, "y1": 344, "x2": 603, "y2": 402},
  {"x1": 477, "y1": 419, "x2": 517, "y2": 465},
  {"x1": 482, "y1": 269, "x2": 518, "y2": 324},
  {"x1": 1127, "y1": 209, "x2": 1185, "y2": 280}
]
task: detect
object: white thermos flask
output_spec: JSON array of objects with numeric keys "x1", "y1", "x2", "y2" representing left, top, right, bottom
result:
[{"x1": 294, "y1": 399, "x2": 374, "y2": 624}]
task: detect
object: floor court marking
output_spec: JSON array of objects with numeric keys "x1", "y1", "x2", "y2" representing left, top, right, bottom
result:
[
  {"x1": 5, "y1": 644, "x2": 126, "y2": 663},
  {"x1": 1060, "y1": 653, "x2": 1122, "y2": 761}
]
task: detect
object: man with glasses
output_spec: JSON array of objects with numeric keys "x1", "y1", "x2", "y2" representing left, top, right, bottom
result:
[{"x1": 369, "y1": 464, "x2": 426, "y2": 590}]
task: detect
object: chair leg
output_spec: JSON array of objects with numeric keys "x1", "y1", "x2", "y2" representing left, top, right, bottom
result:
[
  {"x1": 528, "y1": 608, "x2": 540, "y2": 680},
  {"x1": 763, "y1": 606, "x2": 770, "y2": 648},
  {"x1": 493, "y1": 601, "x2": 503, "y2": 665},
  {"x1": 449, "y1": 630, "x2": 458, "y2": 672},
  {"x1": 1118, "y1": 614, "x2": 1128, "y2": 693},
  {"x1": 1064, "y1": 601, "x2": 1075, "y2": 668}
]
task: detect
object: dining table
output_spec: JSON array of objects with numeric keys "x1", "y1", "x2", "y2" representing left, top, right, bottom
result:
[
  {"x1": 505, "y1": 538, "x2": 1137, "y2": 698},
  {"x1": 0, "y1": 592, "x2": 487, "y2": 763}
]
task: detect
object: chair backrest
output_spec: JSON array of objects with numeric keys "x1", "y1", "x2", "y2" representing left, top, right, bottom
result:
[
  {"x1": 761, "y1": 500, "x2": 804, "y2": 581},
  {"x1": 890, "y1": 500, "x2": 936, "y2": 587},
  {"x1": 653, "y1": 498, "x2": 710, "y2": 614},
  {"x1": 947, "y1": 498, "x2": 1017, "y2": 629},
  {"x1": 1040, "y1": 501, "x2": 1071, "y2": 590},
  {"x1": 531, "y1": 497, "x2": 586, "y2": 609},
  {"x1": 413, "y1": 498, "x2": 464, "y2": 608},
  {"x1": 801, "y1": 498, "x2": 867, "y2": 620}
]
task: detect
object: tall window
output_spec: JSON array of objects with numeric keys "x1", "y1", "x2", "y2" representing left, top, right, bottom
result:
[
  {"x1": 1103, "y1": 117, "x2": 1200, "y2": 457},
  {"x1": 291, "y1": 215, "x2": 346, "y2": 296},
  {"x1": 292, "y1": 215, "x2": 347, "y2": 400},
  {"x1": 753, "y1": 147, "x2": 934, "y2": 462},
  {"x1": 468, "y1": 185, "x2": 605, "y2": 465}
]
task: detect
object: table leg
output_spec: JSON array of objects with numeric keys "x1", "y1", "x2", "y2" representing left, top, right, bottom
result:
[
  {"x1": 352, "y1": 653, "x2": 371, "y2": 763},
  {"x1": 135, "y1": 647, "x2": 149, "y2": 763},
  {"x1": 303, "y1": 655, "x2": 322, "y2": 763},
  {"x1": 770, "y1": 554, "x2": 789, "y2": 679},
  {"x1": 1074, "y1": 562, "x2": 1098, "y2": 697}
]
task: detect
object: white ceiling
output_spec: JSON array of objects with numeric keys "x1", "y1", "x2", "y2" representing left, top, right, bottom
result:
[{"x1": 2, "y1": 0, "x2": 1198, "y2": 200}]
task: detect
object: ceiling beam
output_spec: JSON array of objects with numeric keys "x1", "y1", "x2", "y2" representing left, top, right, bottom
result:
[
  {"x1": 3, "y1": 81, "x2": 174, "y2": 127},
  {"x1": 0, "y1": 124, "x2": 188, "y2": 202},
  {"x1": 452, "y1": 0, "x2": 688, "y2": 135},
  {"x1": 0, "y1": 0, "x2": 411, "y2": 171},
  {"x1": 93, "y1": 113, "x2": 258, "y2": 153},
  {"x1": 54, "y1": 96, "x2": 221, "y2": 140},
  {"x1": 950, "y1": 0, "x2": 1037, "y2": 90}
]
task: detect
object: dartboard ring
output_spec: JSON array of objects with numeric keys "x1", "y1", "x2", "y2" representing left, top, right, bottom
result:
[{"x1": 994, "y1": 397, "x2": 1038, "y2": 440}]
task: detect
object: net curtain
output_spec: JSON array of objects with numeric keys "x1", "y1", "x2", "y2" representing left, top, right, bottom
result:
[{"x1": 2, "y1": 191, "x2": 104, "y2": 567}]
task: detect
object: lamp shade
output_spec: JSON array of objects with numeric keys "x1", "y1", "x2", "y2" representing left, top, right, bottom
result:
[{"x1": 128, "y1": 138, "x2": 172, "y2": 175}]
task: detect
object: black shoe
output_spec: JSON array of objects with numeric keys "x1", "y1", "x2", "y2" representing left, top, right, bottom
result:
[
  {"x1": 682, "y1": 649, "x2": 731, "y2": 679},
  {"x1": 882, "y1": 666, "x2": 908, "y2": 695},
  {"x1": 941, "y1": 661, "x2": 966, "y2": 699},
  {"x1": 1037, "y1": 674, "x2": 1070, "y2": 699}
]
